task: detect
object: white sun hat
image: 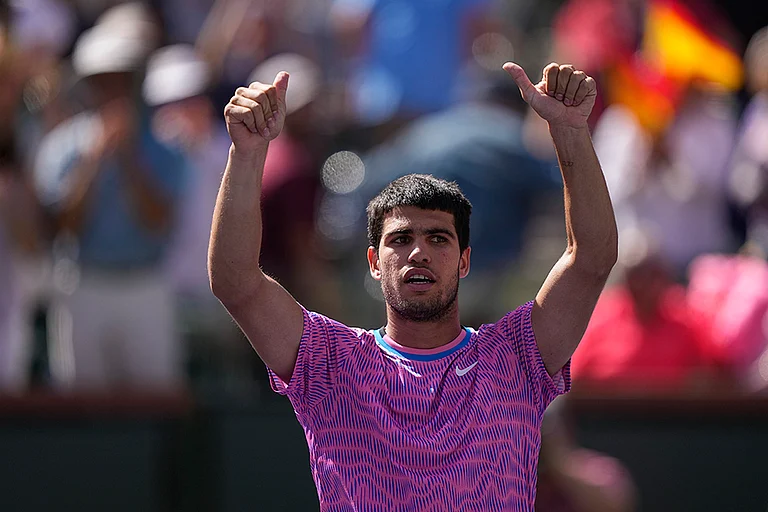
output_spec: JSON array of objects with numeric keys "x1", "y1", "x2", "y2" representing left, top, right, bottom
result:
[
  {"x1": 143, "y1": 44, "x2": 211, "y2": 106},
  {"x1": 94, "y1": 1, "x2": 160, "y2": 46},
  {"x1": 247, "y1": 53, "x2": 321, "y2": 115},
  {"x1": 72, "y1": 24, "x2": 152, "y2": 78}
]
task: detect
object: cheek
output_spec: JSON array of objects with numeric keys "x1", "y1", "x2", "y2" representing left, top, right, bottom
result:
[{"x1": 437, "y1": 252, "x2": 460, "y2": 270}]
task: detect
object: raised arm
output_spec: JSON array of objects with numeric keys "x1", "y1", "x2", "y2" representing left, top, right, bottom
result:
[
  {"x1": 208, "y1": 72, "x2": 304, "y2": 383},
  {"x1": 503, "y1": 62, "x2": 618, "y2": 375}
]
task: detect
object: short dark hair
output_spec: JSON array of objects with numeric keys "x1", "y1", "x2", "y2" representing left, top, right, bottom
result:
[{"x1": 366, "y1": 174, "x2": 472, "y2": 251}]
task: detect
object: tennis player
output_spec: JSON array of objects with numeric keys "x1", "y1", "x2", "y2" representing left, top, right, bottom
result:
[{"x1": 209, "y1": 61, "x2": 618, "y2": 511}]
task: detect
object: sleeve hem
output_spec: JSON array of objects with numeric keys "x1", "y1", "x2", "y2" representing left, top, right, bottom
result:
[
  {"x1": 518, "y1": 301, "x2": 572, "y2": 407},
  {"x1": 266, "y1": 307, "x2": 311, "y2": 400}
]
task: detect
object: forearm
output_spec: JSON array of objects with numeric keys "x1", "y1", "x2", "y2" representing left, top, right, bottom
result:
[
  {"x1": 208, "y1": 143, "x2": 269, "y2": 302},
  {"x1": 122, "y1": 155, "x2": 171, "y2": 232},
  {"x1": 550, "y1": 125, "x2": 618, "y2": 274},
  {"x1": 58, "y1": 152, "x2": 103, "y2": 233}
]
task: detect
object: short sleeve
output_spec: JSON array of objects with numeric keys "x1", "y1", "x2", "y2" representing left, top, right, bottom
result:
[
  {"x1": 267, "y1": 307, "x2": 360, "y2": 414},
  {"x1": 498, "y1": 301, "x2": 571, "y2": 409},
  {"x1": 33, "y1": 114, "x2": 97, "y2": 209}
]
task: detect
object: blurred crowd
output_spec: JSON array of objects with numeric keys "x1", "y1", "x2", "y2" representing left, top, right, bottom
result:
[{"x1": 0, "y1": 0, "x2": 767, "y2": 409}]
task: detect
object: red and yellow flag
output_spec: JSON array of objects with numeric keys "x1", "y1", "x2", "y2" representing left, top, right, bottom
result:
[{"x1": 643, "y1": 0, "x2": 743, "y2": 91}]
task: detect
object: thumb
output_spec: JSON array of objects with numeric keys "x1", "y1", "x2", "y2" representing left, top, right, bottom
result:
[
  {"x1": 502, "y1": 62, "x2": 536, "y2": 104},
  {"x1": 273, "y1": 71, "x2": 290, "y2": 106}
]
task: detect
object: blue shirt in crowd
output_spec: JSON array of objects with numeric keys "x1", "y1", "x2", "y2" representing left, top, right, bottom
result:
[
  {"x1": 34, "y1": 112, "x2": 186, "y2": 270},
  {"x1": 345, "y1": 0, "x2": 492, "y2": 120}
]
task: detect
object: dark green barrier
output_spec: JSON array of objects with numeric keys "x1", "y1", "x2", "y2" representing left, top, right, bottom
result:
[{"x1": 1, "y1": 391, "x2": 766, "y2": 512}]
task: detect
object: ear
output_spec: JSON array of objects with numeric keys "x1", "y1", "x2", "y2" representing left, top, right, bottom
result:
[
  {"x1": 459, "y1": 247, "x2": 471, "y2": 279},
  {"x1": 367, "y1": 246, "x2": 382, "y2": 281}
]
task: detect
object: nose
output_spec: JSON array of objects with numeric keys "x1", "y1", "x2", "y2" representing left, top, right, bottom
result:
[{"x1": 408, "y1": 241, "x2": 431, "y2": 264}]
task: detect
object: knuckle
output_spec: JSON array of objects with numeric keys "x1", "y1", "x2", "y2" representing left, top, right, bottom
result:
[{"x1": 235, "y1": 87, "x2": 248, "y2": 96}]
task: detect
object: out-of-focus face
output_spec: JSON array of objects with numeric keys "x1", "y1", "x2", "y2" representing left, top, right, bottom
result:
[
  {"x1": 625, "y1": 259, "x2": 670, "y2": 316},
  {"x1": 367, "y1": 207, "x2": 470, "y2": 322},
  {"x1": 88, "y1": 72, "x2": 135, "y2": 106}
]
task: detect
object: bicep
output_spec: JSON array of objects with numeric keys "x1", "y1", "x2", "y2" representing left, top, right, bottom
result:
[
  {"x1": 531, "y1": 252, "x2": 609, "y2": 375},
  {"x1": 223, "y1": 273, "x2": 304, "y2": 383}
]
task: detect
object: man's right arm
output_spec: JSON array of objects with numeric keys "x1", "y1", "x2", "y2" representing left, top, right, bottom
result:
[{"x1": 208, "y1": 72, "x2": 304, "y2": 383}]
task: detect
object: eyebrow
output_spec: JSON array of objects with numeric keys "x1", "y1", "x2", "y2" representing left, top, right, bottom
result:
[{"x1": 384, "y1": 228, "x2": 456, "y2": 239}]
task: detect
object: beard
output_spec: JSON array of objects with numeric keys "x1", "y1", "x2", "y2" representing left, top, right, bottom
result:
[{"x1": 381, "y1": 271, "x2": 460, "y2": 322}]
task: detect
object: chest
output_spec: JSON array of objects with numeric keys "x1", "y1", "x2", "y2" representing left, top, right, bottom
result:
[{"x1": 309, "y1": 343, "x2": 541, "y2": 461}]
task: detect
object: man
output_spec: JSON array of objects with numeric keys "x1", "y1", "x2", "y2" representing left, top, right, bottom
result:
[
  {"x1": 209, "y1": 61, "x2": 617, "y2": 510},
  {"x1": 35, "y1": 17, "x2": 186, "y2": 391},
  {"x1": 360, "y1": 73, "x2": 562, "y2": 327}
]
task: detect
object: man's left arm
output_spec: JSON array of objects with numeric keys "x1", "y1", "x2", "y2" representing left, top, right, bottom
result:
[{"x1": 504, "y1": 62, "x2": 618, "y2": 376}]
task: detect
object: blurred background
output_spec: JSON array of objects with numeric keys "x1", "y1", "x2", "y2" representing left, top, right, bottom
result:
[{"x1": 0, "y1": 0, "x2": 767, "y2": 510}]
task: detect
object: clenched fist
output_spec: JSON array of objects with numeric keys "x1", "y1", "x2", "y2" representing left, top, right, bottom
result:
[
  {"x1": 503, "y1": 62, "x2": 596, "y2": 129},
  {"x1": 224, "y1": 72, "x2": 289, "y2": 152}
]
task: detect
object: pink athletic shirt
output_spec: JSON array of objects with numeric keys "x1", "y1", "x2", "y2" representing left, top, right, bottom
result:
[{"x1": 268, "y1": 301, "x2": 571, "y2": 511}]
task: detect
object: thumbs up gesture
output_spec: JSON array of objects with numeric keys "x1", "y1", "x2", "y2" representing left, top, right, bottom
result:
[
  {"x1": 503, "y1": 62, "x2": 596, "y2": 129},
  {"x1": 224, "y1": 71, "x2": 290, "y2": 152}
]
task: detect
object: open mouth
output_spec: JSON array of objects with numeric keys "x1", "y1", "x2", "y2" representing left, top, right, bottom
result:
[
  {"x1": 403, "y1": 268, "x2": 437, "y2": 285},
  {"x1": 405, "y1": 275, "x2": 435, "y2": 284}
]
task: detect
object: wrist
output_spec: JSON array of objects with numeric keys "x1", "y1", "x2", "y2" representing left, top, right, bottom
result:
[
  {"x1": 229, "y1": 142, "x2": 268, "y2": 163},
  {"x1": 229, "y1": 141, "x2": 269, "y2": 161},
  {"x1": 548, "y1": 123, "x2": 590, "y2": 138}
]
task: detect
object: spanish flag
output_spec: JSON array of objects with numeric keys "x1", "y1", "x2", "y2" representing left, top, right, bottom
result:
[
  {"x1": 643, "y1": 0, "x2": 743, "y2": 91},
  {"x1": 605, "y1": 56, "x2": 685, "y2": 136},
  {"x1": 605, "y1": 0, "x2": 743, "y2": 135}
]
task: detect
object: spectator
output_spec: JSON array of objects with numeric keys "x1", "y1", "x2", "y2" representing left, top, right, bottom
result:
[
  {"x1": 593, "y1": 83, "x2": 740, "y2": 277},
  {"x1": 728, "y1": 26, "x2": 768, "y2": 257},
  {"x1": 33, "y1": 9, "x2": 187, "y2": 392},
  {"x1": 0, "y1": 2, "x2": 58, "y2": 391},
  {"x1": 0, "y1": 162, "x2": 51, "y2": 392},
  {"x1": 330, "y1": 0, "x2": 498, "y2": 127},
  {"x1": 145, "y1": 45, "x2": 230, "y2": 311},
  {"x1": 144, "y1": 43, "x2": 250, "y2": 388},
  {"x1": 571, "y1": 231, "x2": 714, "y2": 392}
]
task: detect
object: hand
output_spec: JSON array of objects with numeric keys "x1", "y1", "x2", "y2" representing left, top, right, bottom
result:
[
  {"x1": 224, "y1": 72, "x2": 289, "y2": 153},
  {"x1": 503, "y1": 62, "x2": 596, "y2": 129},
  {"x1": 94, "y1": 98, "x2": 135, "y2": 158}
]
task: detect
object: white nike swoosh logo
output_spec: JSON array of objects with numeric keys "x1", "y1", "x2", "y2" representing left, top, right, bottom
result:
[{"x1": 455, "y1": 361, "x2": 478, "y2": 376}]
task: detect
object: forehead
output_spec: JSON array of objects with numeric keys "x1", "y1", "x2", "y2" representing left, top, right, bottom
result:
[{"x1": 381, "y1": 206, "x2": 456, "y2": 234}]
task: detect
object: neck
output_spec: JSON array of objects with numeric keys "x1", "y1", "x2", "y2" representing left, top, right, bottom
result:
[{"x1": 383, "y1": 303, "x2": 463, "y2": 350}]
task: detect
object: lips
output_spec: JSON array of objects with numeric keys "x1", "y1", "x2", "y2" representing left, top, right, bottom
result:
[{"x1": 403, "y1": 268, "x2": 436, "y2": 284}]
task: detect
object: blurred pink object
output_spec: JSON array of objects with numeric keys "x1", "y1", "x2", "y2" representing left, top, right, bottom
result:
[
  {"x1": 552, "y1": 0, "x2": 640, "y2": 72},
  {"x1": 537, "y1": 449, "x2": 636, "y2": 512},
  {"x1": 687, "y1": 254, "x2": 768, "y2": 372}
]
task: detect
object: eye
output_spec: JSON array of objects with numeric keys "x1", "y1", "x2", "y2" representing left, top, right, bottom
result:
[
  {"x1": 431, "y1": 235, "x2": 448, "y2": 243},
  {"x1": 391, "y1": 235, "x2": 410, "y2": 245}
]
